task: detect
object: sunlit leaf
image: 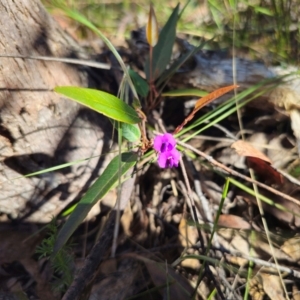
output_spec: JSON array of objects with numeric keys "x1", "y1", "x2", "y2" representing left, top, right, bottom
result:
[
  {"x1": 145, "y1": 4, "x2": 179, "y2": 81},
  {"x1": 207, "y1": 0, "x2": 223, "y2": 30},
  {"x1": 252, "y1": 5, "x2": 273, "y2": 16},
  {"x1": 55, "y1": 86, "x2": 140, "y2": 124}
]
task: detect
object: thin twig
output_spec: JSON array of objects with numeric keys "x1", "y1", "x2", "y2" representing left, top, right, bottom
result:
[
  {"x1": 226, "y1": 249, "x2": 300, "y2": 279},
  {"x1": 0, "y1": 54, "x2": 111, "y2": 69},
  {"x1": 206, "y1": 121, "x2": 238, "y2": 140},
  {"x1": 179, "y1": 159, "x2": 226, "y2": 299},
  {"x1": 191, "y1": 244, "x2": 300, "y2": 279},
  {"x1": 250, "y1": 168, "x2": 290, "y2": 300},
  {"x1": 179, "y1": 158, "x2": 201, "y2": 224},
  {"x1": 178, "y1": 140, "x2": 300, "y2": 207},
  {"x1": 185, "y1": 157, "x2": 220, "y2": 248}
]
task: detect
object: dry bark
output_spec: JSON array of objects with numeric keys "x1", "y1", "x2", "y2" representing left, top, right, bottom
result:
[{"x1": 0, "y1": 0, "x2": 112, "y2": 222}]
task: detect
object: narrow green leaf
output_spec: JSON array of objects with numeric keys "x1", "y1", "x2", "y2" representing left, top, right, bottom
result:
[
  {"x1": 121, "y1": 123, "x2": 141, "y2": 142},
  {"x1": 54, "y1": 151, "x2": 138, "y2": 253},
  {"x1": 61, "y1": 203, "x2": 77, "y2": 217},
  {"x1": 178, "y1": 76, "x2": 290, "y2": 141},
  {"x1": 162, "y1": 89, "x2": 208, "y2": 97},
  {"x1": 61, "y1": 8, "x2": 139, "y2": 102},
  {"x1": 55, "y1": 86, "x2": 140, "y2": 124},
  {"x1": 145, "y1": 4, "x2": 180, "y2": 81},
  {"x1": 129, "y1": 69, "x2": 149, "y2": 97},
  {"x1": 156, "y1": 37, "x2": 209, "y2": 90},
  {"x1": 207, "y1": 0, "x2": 223, "y2": 30},
  {"x1": 252, "y1": 5, "x2": 273, "y2": 16}
]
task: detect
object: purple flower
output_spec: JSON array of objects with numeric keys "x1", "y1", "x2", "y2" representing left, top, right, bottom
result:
[
  {"x1": 153, "y1": 133, "x2": 180, "y2": 168},
  {"x1": 157, "y1": 149, "x2": 181, "y2": 168},
  {"x1": 153, "y1": 133, "x2": 176, "y2": 153}
]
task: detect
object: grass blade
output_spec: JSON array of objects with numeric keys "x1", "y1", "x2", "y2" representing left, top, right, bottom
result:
[{"x1": 54, "y1": 151, "x2": 138, "y2": 253}]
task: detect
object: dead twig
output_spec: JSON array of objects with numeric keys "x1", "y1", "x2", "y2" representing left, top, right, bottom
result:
[
  {"x1": 0, "y1": 54, "x2": 110, "y2": 70},
  {"x1": 178, "y1": 140, "x2": 300, "y2": 207}
]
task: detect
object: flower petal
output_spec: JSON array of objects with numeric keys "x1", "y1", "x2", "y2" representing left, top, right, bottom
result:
[
  {"x1": 157, "y1": 152, "x2": 168, "y2": 168},
  {"x1": 157, "y1": 149, "x2": 181, "y2": 168},
  {"x1": 153, "y1": 133, "x2": 176, "y2": 153},
  {"x1": 170, "y1": 149, "x2": 181, "y2": 167}
]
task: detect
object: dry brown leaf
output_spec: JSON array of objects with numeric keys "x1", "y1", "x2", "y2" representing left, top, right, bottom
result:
[
  {"x1": 217, "y1": 214, "x2": 251, "y2": 230},
  {"x1": 247, "y1": 157, "x2": 283, "y2": 185},
  {"x1": 178, "y1": 219, "x2": 200, "y2": 269},
  {"x1": 281, "y1": 235, "x2": 300, "y2": 261},
  {"x1": 180, "y1": 255, "x2": 201, "y2": 270},
  {"x1": 174, "y1": 85, "x2": 238, "y2": 134},
  {"x1": 231, "y1": 140, "x2": 271, "y2": 163},
  {"x1": 293, "y1": 284, "x2": 300, "y2": 300},
  {"x1": 178, "y1": 218, "x2": 198, "y2": 247},
  {"x1": 261, "y1": 273, "x2": 285, "y2": 300},
  {"x1": 120, "y1": 201, "x2": 134, "y2": 237},
  {"x1": 194, "y1": 85, "x2": 238, "y2": 111},
  {"x1": 249, "y1": 276, "x2": 264, "y2": 300},
  {"x1": 244, "y1": 268, "x2": 286, "y2": 300},
  {"x1": 231, "y1": 140, "x2": 283, "y2": 184},
  {"x1": 178, "y1": 218, "x2": 200, "y2": 269}
]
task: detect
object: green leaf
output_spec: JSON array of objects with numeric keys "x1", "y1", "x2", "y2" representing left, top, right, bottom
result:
[
  {"x1": 252, "y1": 5, "x2": 273, "y2": 16},
  {"x1": 145, "y1": 4, "x2": 180, "y2": 81},
  {"x1": 129, "y1": 69, "x2": 149, "y2": 97},
  {"x1": 207, "y1": 0, "x2": 223, "y2": 30},
  {"x1": 162, "y1": 89, "x2": 208, "y2": 97},
  {"x1": 178, "y1": 77, "x2": 284, "y2": 140},
  {"x1": 110, "y1": 120, "x2": 141, "y2": 142},
  {"x1": 121, "y1": 123, "x2": 141, "y2": 142},
  {"x1": 156, "y1": 38, "x2": 209, "y2": 90},
  {"x1": 54, "y1": 151, "x2": 138, "y2": 253},
  {"x1": 60, "y1": 8, "x2": 139, "y2": 102},
  {"x1": 55, "y1": 86, "x2": 140, "y2": 124}
]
